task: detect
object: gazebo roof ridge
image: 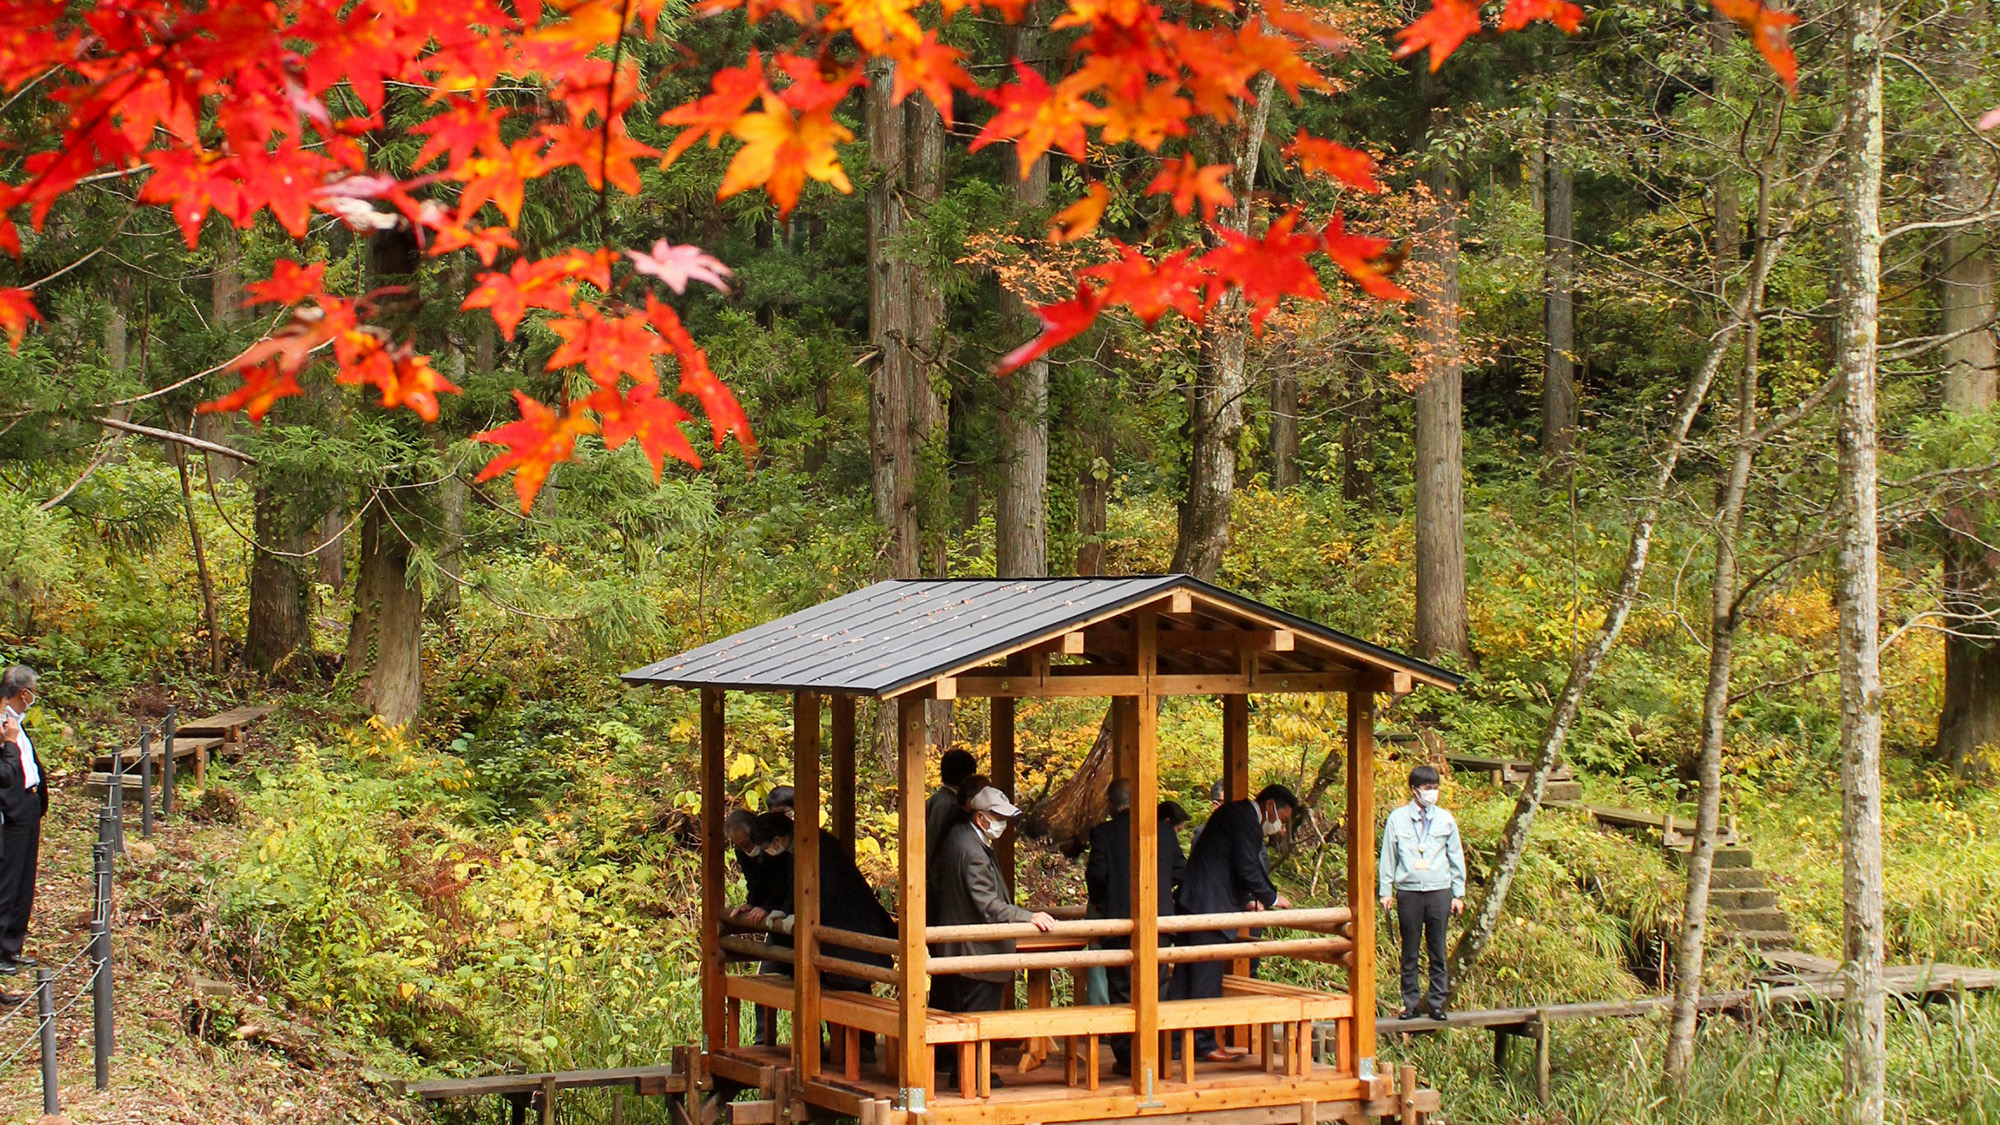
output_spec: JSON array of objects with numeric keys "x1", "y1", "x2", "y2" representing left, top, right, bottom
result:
[{"x1": 622, "y1": 574, "x2": 1463, "y2": 698}]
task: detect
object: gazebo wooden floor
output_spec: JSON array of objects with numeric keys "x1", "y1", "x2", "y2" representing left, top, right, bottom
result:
[{"x1": 713, "y1": 1041, "x2": 1404, "y2": 1125}]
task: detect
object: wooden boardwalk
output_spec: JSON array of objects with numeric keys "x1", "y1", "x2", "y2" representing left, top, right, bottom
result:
[{"x1": 1373, "y1": 962, "x2": 2000, "y2": 1103}]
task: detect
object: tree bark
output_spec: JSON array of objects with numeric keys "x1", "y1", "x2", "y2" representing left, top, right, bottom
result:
[
  {"x1": 1269, "y1": 365, "x2": 1300, "y2": 491},
  {"x1": 343, "y1": 501, "x2": 424, "y2": 728},
  {"x1": 1540, "y1": 100, "x2": 1578, "y2": 471},
  {"x1": 1834, "y1": 0, "x2": 1887, "y2": 1116},
  {"x1": 1342, "y1": 374, "x2": 1375, "y2": 509},
  {"x1": 1666, "y1": 162, "x2": 1774, "y2": 1084},
  {"x1": 174, "y1": 441, "x2": 224, "y2": 676},
  {"x1": 867, "y1": 57, "x2": 918, "y2": 583},
  {"x1": 1413, "y1": 152, "x2": 1469, "y2": 661},
  {"x1": 1932, "y1": 0, "x2": 1999, "y2": 775},
  {"x1": 1075, "y1": 436, "x2": 1110, "y2": 577},
  {"x1": 1447, "y1": 196, "x2": 1800, "y2": 989},
  {"x1": 996, "y1": 19, "x2": 1051, "y2": 580},
  {"x1": 245, "y1": 483, "x2": 312, "y2": 677},
  {"x1": 906, "y1": 92, "x2": 949, "y2": 585},
  {"x1": 1173, "y1": 74, "x2": 1275, "y2": 581},
  {"x1": 202, "y1": 237, "x2": 246, "y2": 484}
]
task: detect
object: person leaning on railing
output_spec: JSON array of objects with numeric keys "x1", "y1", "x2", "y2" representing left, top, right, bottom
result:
[
  {"x1": 726, "y1": 808, "x2": 792, "y2": 1046},
  {"x1": 0, "y1": 665, "x2": 48, "y2": 978},
  {"x1": 929, "y1": 785, "x2": 1053, "y2": 1088},
  {"x1": 1085, "y1": 779, "x2": 1186, "y2": 1077},
  {"x1": 1171, "y1": 783, "x2": 1299, "y2": 1063}
]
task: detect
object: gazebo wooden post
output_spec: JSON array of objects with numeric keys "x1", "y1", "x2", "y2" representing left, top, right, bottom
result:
[
  {"x1": 1129, "y1": 609, "x2": 1161, "y2": 1093},
  {"x1": 700, "y1": 689, "x2": 728, "y2": 1061},
  {"x1": 992, "y1": 692, "x2": 1016, "y2": 891},
  {"x1": 1345, "y1": 688, "x2": 1377, "y2": 1081},
  {"x1": 1221, "y1": 690, "x2": 1252, "y2": 1037},
  {"x1": 896, "y1": 695, "x2": 932, "y2": 1106},
  {"x1": 831, "y1": 695, "x2": 856, "y2": 847},
  {"x1": 794, "y1": 691, "x2": 823, "y2": 1081}
]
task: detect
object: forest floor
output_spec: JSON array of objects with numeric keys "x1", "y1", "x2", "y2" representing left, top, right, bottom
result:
[{"x1": 0, "y1": 773, "x2": 415, "y2": 1125}]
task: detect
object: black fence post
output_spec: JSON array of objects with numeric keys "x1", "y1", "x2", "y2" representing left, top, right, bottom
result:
[
  {"x1": 37, "y1": 968, "x2": 56, "y2": 1115},
  {"x1": 161, "y1": 705, "x2": 176, "y2": 818},
  {"x1": 92, "y1": 810, "x2": 114, "y2": 1090},
  {"x1": 110, "y1": 734, "x2": 125, "y2": 852},
  {"x1": 138, "y1": 731, "x2": 153, "y2": 840}
]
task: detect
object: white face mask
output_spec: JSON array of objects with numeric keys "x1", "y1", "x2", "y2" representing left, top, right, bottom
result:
[
  {"x1": 978, "y1": 815, "x2": 1008, "y2": 844},
  {"x1": 1260, "y1": 806, "x2": 1284, "y2": 837},
  {"x1": 1417, "y1": 787, "x2": 1440, "y2": 808}
]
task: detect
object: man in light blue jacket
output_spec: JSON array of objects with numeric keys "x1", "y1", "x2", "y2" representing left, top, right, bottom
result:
[{"x1": 1378, "y1": 765, "x2": 1465, "y2": 1020}]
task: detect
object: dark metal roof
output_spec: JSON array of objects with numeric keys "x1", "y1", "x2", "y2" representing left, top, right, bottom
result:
[{"x1": 622, "y1": 576, "x2": 1462, "y2": 697}]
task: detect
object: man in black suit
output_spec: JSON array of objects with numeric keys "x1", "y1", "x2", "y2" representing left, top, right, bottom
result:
[
  {"x1": 726, "y1": 808, "x2": 792, "y2": 1045},
  {"x1": 0, "y1": 666, "x2": 48, "y2": 977},
  {"x1": 750, "y1": 812, "x2": 898, "y2": 1061},
  {"x1": 1170, "y1": 783, "x2": 1299, "y2": 1062},
  {"x1": 1084, "y1": 779, "x2": 1186, "y2": 1075}
]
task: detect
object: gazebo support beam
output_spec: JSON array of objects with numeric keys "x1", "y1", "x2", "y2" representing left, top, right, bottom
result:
[
  {"x1": 1129, "y1": 609, "x2": 1161, "y2": 1094},
  {"x1": 794, "y1": 690, "x2": 822, "y2": 1081},
  {"x1": 992, "y1": 689, "x2": 1016, "y2": 893},
  {"x1": 831, "y1": 695, "x2": 856, "y2": 847},
  {"x1": 896, "y1": 695, "x2": 931, "y2": 1105},
  {"x1": 701, "y1": 690, "x2": 727, "y2": 1064},
  {"x1": 1346, "y1": 689, "x2": 1378, "y2": 1082}
]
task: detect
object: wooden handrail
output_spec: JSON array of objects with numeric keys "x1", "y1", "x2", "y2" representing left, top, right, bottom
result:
[
  {"x1": 814, "y1": 925, "x2": 899, "y2": 958},
  {"x1": 1158, "y1": 906, "x2": 1352, "y2": 934},
  {"x1": 812, "y1": 953, "x2": 899, "y2": 987},
  {"x1": 1156, "y1": 936, "x2": 1352, "y2": 964},
  {"x1": 928, "y1": 947, "x2": 1134, "y2": 976},
  {"x1": 719, "y1": 934, "x2": 795, "y2": 964},
  {"x1": 926, "y1": 917, "x2": 1134, "y2": 943}
]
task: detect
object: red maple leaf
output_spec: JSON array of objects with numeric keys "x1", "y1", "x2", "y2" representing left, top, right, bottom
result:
[
  {"x1": 593, "y1": 382, "x2": 700, "y2": 477},
  {"x1": 412, "y1": 99, "x2": 509, "y2": 174},
  {"x1": 547, "y1": 306, "x2": 665, "y2": 387},
  {"x1": 1145, "y1": 153, "x2": 1235, "y2": 221},
  {"x1": 0, "y1": 288, "x2": 41, "y2": 352},
  {"x1": 1199, "y1": 211, "x2": 1324, "y2": 332},
  {"x1": 1081, "y1": 244, "x2": 1206, "y2": 327},
  {"x1": 1709, "y1": 0, "x2": 1800, "y2": 91},
  {"x1": 243, "y1": 260, "x2": 327, "y2": 307},
  {"x1": 646, "y1": 297, "x2": 753, "y2": 451},
  {"x1": 476, "y1": 391, "x2": 600, "y2": 512},
  {"x1": 997, "y1": 284, "x2": 1105, "y2": 374},
  {"x1": 1322, "y1": 213, "x2": 1414, "y2": 301},
  {"x1": 199, "y1": 362, "x2": 303, "y2": 422},
  {"x1": 1284, "y1": 131, "x2": 1383, "y2": 193},
  {"x1": 427, "y1": 220, "x2": 519, "y2": 265},
  {"x1": 1392, "y1": 0, "x2": 1484, "y2": 72},
  {"x1": 1264, "y1": 0, "x2": 1358, "y2": 51},
  {"x1": 1496, "y1": 0, "x2": 1585, "y2": 33},
  {"x1": 969, "y1": 61, "x2": 1090, "y2": 176},
  {"x1": 541, "y1": 120, "x2": 660, "y2": 193},
  {"x1": 885, "y1": 30, "x2": 972, "y2": 125}
]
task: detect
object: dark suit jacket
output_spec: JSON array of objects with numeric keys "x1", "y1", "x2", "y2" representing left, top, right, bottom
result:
[
  {"x1": 805, "y1": 827, "x2": 896, "y2": 971},
  {"x1": 1174, "y1": 799, "x2": 1276, "y2": 916},
  {"x1": 0, "y1": 737, "x2": 46, "y2": 823},
  {"x1": 1084, "y1": 809, "x2": 1184, "y2": 922},
  {"x1": 929, "y1": 821, "x2": 1031, "y2": 981}
]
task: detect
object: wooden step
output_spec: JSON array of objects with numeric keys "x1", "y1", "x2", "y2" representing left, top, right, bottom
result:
[
  {"x1": 1722, "y1": 908, "x2": 1791, "y2": 933},
  {"x1": 1708, "y1": 887, "x2": 1777, "y2": 911},
  {"x1": 1542, "y1": 780, "x2": 1584, "y2": 803},
  {"x1": 1707, "y1": 867, "x2": 1769, "y2": 889},
  {"x1": 1732, "y1": 928, "x2": 1797, "y2": 949},
  {"x1": 92, "y1": 736, "x2": 223, "y2": 771}
]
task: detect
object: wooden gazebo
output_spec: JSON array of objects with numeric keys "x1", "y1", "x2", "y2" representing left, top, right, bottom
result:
[{"x1": 624, "y1": 576, "x2": 1462, "y2": 1125}]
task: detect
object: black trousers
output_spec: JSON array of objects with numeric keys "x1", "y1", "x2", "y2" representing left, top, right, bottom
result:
[
  {"x1": 1396, "y1": 888, "x2": 1452, "y2": 1014},
  {"x1": 934, "y1": 976, "x2": 1007, "y2": 1079},
  {"x1": 0, "y1": 807, "x2": 40, "y2": 962},
  {"x1": 1168, "y1": 930, "x2": 1229, "y2": 1057}
]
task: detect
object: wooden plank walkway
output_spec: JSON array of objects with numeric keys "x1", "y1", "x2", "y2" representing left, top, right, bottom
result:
[{"x1": 1377, "y1": 961, "x2": 2000, "y2": 1036}]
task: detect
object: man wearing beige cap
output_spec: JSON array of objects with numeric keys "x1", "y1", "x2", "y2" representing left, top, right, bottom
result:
[{"x1": 929, "y1": 785, "x2": 1052, "y2": 1087}]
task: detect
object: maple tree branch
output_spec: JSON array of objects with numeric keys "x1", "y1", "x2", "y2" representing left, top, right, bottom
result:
[{"x1": 91, "y1": 416, "x2": 258, "y2": 464}]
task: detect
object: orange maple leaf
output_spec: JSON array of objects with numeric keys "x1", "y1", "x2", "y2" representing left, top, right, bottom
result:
[
  {"x1": 0, "y1": 288, "x2": 41, "y2": 352},
  {"x1": 886, "y1": 31, "x2": 972, "y2": 125},
  {"x1": 243, "y1": 260, "x2": 327, "y2": 307},
  {"x1": 1392, "y1": 0, "x2": 1484, "y2": 72},
  {"x1": 1496, "y1": 0, "x2": 1585, "y2": 33},
  {"x1": 719, "y1": 95, "x2": 855, "y2": 214},
  {"x1": 1264, "y1": 0, "x2": 1358, "y2": 51},
  {"x1": 1710, "y1": 0, "x2": 1800, "y2": 91},
  {"x1": 476, "y1": 391, "x2": 600, "y2": 512},
  {"x1": 660, "y1": 53, "x2": 769, "y2": 167},
  {"x1": 1048, "y1": 182, "x2": 1110, "y2": 243},
  {"x1": 969, "y1": 62, "x2": 1090, "y2": 177},
  {"x1": 1145, "y1": 153, "x2": 1235, "y2": 221},
  {"x1": 542, "y1": 121, "x2": 660, "y2": 193},
  {"x1": 1284, "y1": 131, "x2": 1383, "y2": 192},
  {"x1": 1322, "y1": 213, "x2": 1414, "y2": 301},
  {"x1": 428, "y1": 220, "x2": 520, "y2": 266},
  {"x1": 458, "y1": 137, "x2": 549, "y2": 226},
  {"x1": 825, "y1": 0, "x2": 923, "y2": 52},
  {"x1": 199, "y1": 363, "x2": 302, "y2": 422}
]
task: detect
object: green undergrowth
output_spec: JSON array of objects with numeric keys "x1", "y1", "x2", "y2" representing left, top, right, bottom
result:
[{"x1": 1383, "y1": 992, "x2": 2000, "y2": 1125}]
